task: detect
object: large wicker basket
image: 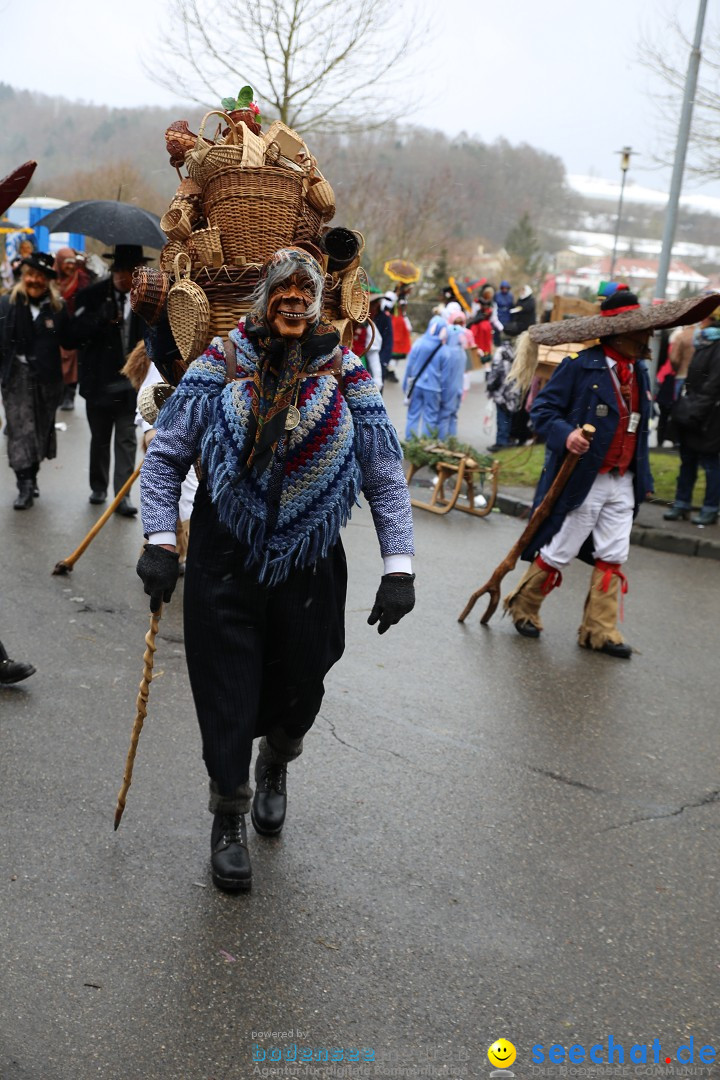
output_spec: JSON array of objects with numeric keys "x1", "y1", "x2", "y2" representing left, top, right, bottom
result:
[
  {"x1": 195, "y1": 264, "x2": 263, "y2": 341},
  {"x1": 202, "y1": 166, "x2": 306, "y2": 264}
]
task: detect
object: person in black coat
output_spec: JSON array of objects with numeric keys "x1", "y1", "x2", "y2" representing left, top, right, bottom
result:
[
  {"x1": 0, "y1": 252, "x2": 72, "y2": 509},
  {"x1": 664, "y1": 311, "x2": 720, "y2": 526},
  {"x1": 73, "y1": 244, "x2": 149, "y2": 515}
]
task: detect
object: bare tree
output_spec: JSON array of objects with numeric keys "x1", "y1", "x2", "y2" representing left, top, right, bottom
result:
[
  {"x1": 641, "y1": 13, "x2": 720, "y2": 179},
  {"x1": 149, "y1": 0, "x2": 428, "y2": 133}
]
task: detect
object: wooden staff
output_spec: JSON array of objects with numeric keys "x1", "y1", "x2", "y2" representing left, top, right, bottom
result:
[
  {"x1": 114, "y1": 604, "x2": 162, "y2": 830},
  {"x1": 52, "y1": 464, "x2": 142, "y2": 575},
  {"x1": 458, "y1": 424, "x2": 596, "y2": 625}
]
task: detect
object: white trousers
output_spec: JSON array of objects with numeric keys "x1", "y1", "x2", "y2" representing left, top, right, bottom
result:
[{"x1": 540, "y1": 471, "x2": 634, "y2": 569}]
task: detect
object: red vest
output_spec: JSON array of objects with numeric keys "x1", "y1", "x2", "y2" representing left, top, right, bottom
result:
[{"x1": 599, "y1": 352, "x2": 639, "y2": 475}]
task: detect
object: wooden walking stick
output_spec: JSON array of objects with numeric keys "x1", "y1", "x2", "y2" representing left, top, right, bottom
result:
[
  {"x1": 114, "y1": 603, "x2": 162, "y2": 830},
  {"x1": 52, "y1": 464, "x2": 142, "y2": 575},
  {"x1": 458, "y1": 424, "x2": 596, "y2": 625}
]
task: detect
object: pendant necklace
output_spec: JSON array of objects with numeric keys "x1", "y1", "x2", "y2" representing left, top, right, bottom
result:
[{"x1": 285, "y1": 379, "x2": 302, "y2": 430}]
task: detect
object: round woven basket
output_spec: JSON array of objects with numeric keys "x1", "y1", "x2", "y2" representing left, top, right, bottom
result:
[
  {"x1": 167, "y1": 252, "x2": 211, "y2": 364},
  {"x1": 161, "y1": 205, "x2": 193, "y2": 242},
  {"x1": 340, "y1": 266, "x2": 370, "y2": 323},
  {"x1": 202, "y1": 166, "x2": 305, "y2": 264},
  {"x1": 188, "y1": 226, "x2": 224, "y2": 269},
  {"x1": 305, "y1": 177, "x2": 335, "y2": 221},
  {"x1": 130, "y1": 266, "x2": 171, "y2": 326}
]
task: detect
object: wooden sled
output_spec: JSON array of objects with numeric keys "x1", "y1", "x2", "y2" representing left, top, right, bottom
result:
[{"x1": 405, "y1": 449, "x2": 500, "y2": 517}]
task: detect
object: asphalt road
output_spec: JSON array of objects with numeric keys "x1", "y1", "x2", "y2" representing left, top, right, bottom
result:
[{"x1": 1, "y1": 382, "x2": 718, "y2": 1080}]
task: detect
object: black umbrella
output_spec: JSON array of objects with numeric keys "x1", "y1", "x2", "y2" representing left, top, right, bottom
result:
[{"x1": 35, "y1": 199, "x2": 165, "y2": 248}]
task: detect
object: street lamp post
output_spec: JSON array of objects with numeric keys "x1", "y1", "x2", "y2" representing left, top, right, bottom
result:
[{"x1": 609, "y1": 146, "x2": 633, "y2": 282}]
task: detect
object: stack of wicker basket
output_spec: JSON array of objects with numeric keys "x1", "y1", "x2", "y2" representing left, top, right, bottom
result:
[{"x1": 131, "y1": 107, "x2": 369, "y2": 367}]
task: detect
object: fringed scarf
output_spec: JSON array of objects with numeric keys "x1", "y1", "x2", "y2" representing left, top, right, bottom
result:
[
  {"x1": 156, "y1": 318, "x2": 402, "y2": 585},
  {"x1": 242, "y1": 312, "x2": 340, "y2": 475}
]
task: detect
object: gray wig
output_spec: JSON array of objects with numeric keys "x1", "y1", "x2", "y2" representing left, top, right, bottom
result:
[{"x1": 249, "y1": 248, "x2": 325, "y2": 325}]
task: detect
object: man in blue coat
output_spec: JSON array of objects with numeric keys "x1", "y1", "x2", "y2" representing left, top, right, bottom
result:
[{"x1": 502, "y1": 286, "x2": 714, "y2": 658}]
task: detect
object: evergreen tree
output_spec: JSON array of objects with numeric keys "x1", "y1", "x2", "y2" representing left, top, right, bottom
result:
[{"x1": 505, "y1": 212, "x2": 544, "y2": 281}]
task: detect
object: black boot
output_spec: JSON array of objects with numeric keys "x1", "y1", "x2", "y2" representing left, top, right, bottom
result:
[
  {"x1": 60, "y1": 384, "x2": 76, "y2": 411},
  {"x1": 0, "y1": 640, "x2": 35, "y2": 684},
  {"x1": 210, "y1": 813, "x2": 252, "y2": 891},
  {"x1": 13, "y1": 470, "x2": 34, "y2": 510},
  {"x1": 251, "y1": 756, "x2": 288, "y2": 836},
  {"x1": 30, "y1": 465, "x2": 39, "y2": 498},
  {"x1": 663, "y1": 505, "x2": 689, "y2": 521}
]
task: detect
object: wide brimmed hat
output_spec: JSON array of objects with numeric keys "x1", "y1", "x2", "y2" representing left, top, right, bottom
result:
[
  {"x1": 21, "y1": 251, "x2": 56, "y2": 278},
  {"x1": 528, "y1": 290, "x2": 720, "y2": 347},
  {"x1": 103, "y1": 244, "x2": 151, "y2": 271}
]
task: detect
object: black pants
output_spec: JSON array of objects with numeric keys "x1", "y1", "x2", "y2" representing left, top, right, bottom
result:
[
  {"x1": 85, "y1": 394, "x2": 137, "y2": 495},
  {"x1": 183, "y1": 484, "x2": 347, "y2": 796}
]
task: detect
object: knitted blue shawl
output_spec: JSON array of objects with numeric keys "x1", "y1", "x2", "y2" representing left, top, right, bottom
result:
[{"x1": 156, "y1": 320, "x2": 402, "y2": 584}]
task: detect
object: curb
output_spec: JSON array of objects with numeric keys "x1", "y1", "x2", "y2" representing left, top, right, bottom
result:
[{"x1": 493, "y1": 493, "x2": 720, "y2": 562}]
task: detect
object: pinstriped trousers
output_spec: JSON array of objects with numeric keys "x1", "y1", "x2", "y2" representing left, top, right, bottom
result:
[{"x1": 183, "y1": 483, "x2": 347, "y2": 797}]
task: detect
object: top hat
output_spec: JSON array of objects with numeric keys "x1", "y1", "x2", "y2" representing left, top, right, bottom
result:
[
  {"x1": 21, "y1": 251, "x2": 57, "y2": 278},
  {"x1": 103, "y1": 244, "x2": 151, "y2": 271}
]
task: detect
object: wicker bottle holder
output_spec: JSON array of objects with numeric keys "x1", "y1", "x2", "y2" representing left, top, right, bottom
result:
[
  {"x1": 188, "y1": 226, "x2": 224, "y2": 269},
  {"x1": 130, "y1": 266, "x2": 171, "y2": 326},
  {"x1": 167, "y1": 252, "x2": 211, "y2": 364},
  {"x1": 202, "y1": 166, "x2": 305, "y2": 264},
  {"x1": 340, "y1": 266, "x2": 370, "y2": 323},
  {"x1": 185, "y1": 110, "x2": 265, "y2": 185},
  {"x1": 161, "y1": 205, "x2": 194, "y2": 242}
]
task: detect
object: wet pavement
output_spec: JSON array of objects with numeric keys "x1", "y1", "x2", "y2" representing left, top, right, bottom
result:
[{"x1": 1, "y1": 387, "x2": 719, "y2": 1080}]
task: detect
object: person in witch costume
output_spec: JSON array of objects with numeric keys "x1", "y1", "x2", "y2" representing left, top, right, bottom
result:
[
  {"x1": 136, "y1": 247, "x2": 415, "y2": 892},
  {"x1": 0, "y1": 251, "x2": 72, "y2": 509},
  {"x1": 503, "y1": 286, "x2": 719, "y2": 659}
]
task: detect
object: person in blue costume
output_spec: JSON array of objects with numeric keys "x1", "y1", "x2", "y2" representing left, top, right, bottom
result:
[
  {"x1": 136, "y1": 248, "x2": 416, "y2": 892},
  {"x1": 403, "y1": 314, "x2": 448, "y2": 439}
]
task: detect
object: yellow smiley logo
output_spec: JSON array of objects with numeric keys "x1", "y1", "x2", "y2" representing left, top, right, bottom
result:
[{"x1": 488, "y1": 1040, "x2": 517, "y2": 1068}]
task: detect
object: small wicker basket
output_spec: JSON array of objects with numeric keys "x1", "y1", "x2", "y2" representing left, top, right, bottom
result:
[
  {"x1": 305, "y1": 177, "x2": 335, "y2": 221},
  {"x1": 160, "y1": 240, "x2": 189, "y2": 272},
  {"x1": 188, "y1": 226, "x2": 224, "y2": 269},
  {"x1": 167, "y1": 252, "x2": 211, "y2": 364},
  {"x1": 161, "y1": 205, "x2": 194, "y2": 242},
  {"x1": 185, "y1": 110, "x2": 265, "y2": 185},
  {"x1": 340, "y1": 266, "x2": 370, "y2": 323},
  {"x1": 130, "y1": 266, "x2": 171, "y2": 326}
]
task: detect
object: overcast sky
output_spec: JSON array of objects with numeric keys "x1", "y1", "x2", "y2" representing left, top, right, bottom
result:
[{"x1": 2, "y1": 0, "x2": 715, "y2": 195}]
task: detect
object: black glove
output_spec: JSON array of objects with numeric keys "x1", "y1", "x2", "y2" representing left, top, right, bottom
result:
[
  {"x1": 136, "y1": 544, "x2": 180, "y2": 613},
  {"x1": 368, "y1": 573, "x2": 415, "y2": 634}
]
